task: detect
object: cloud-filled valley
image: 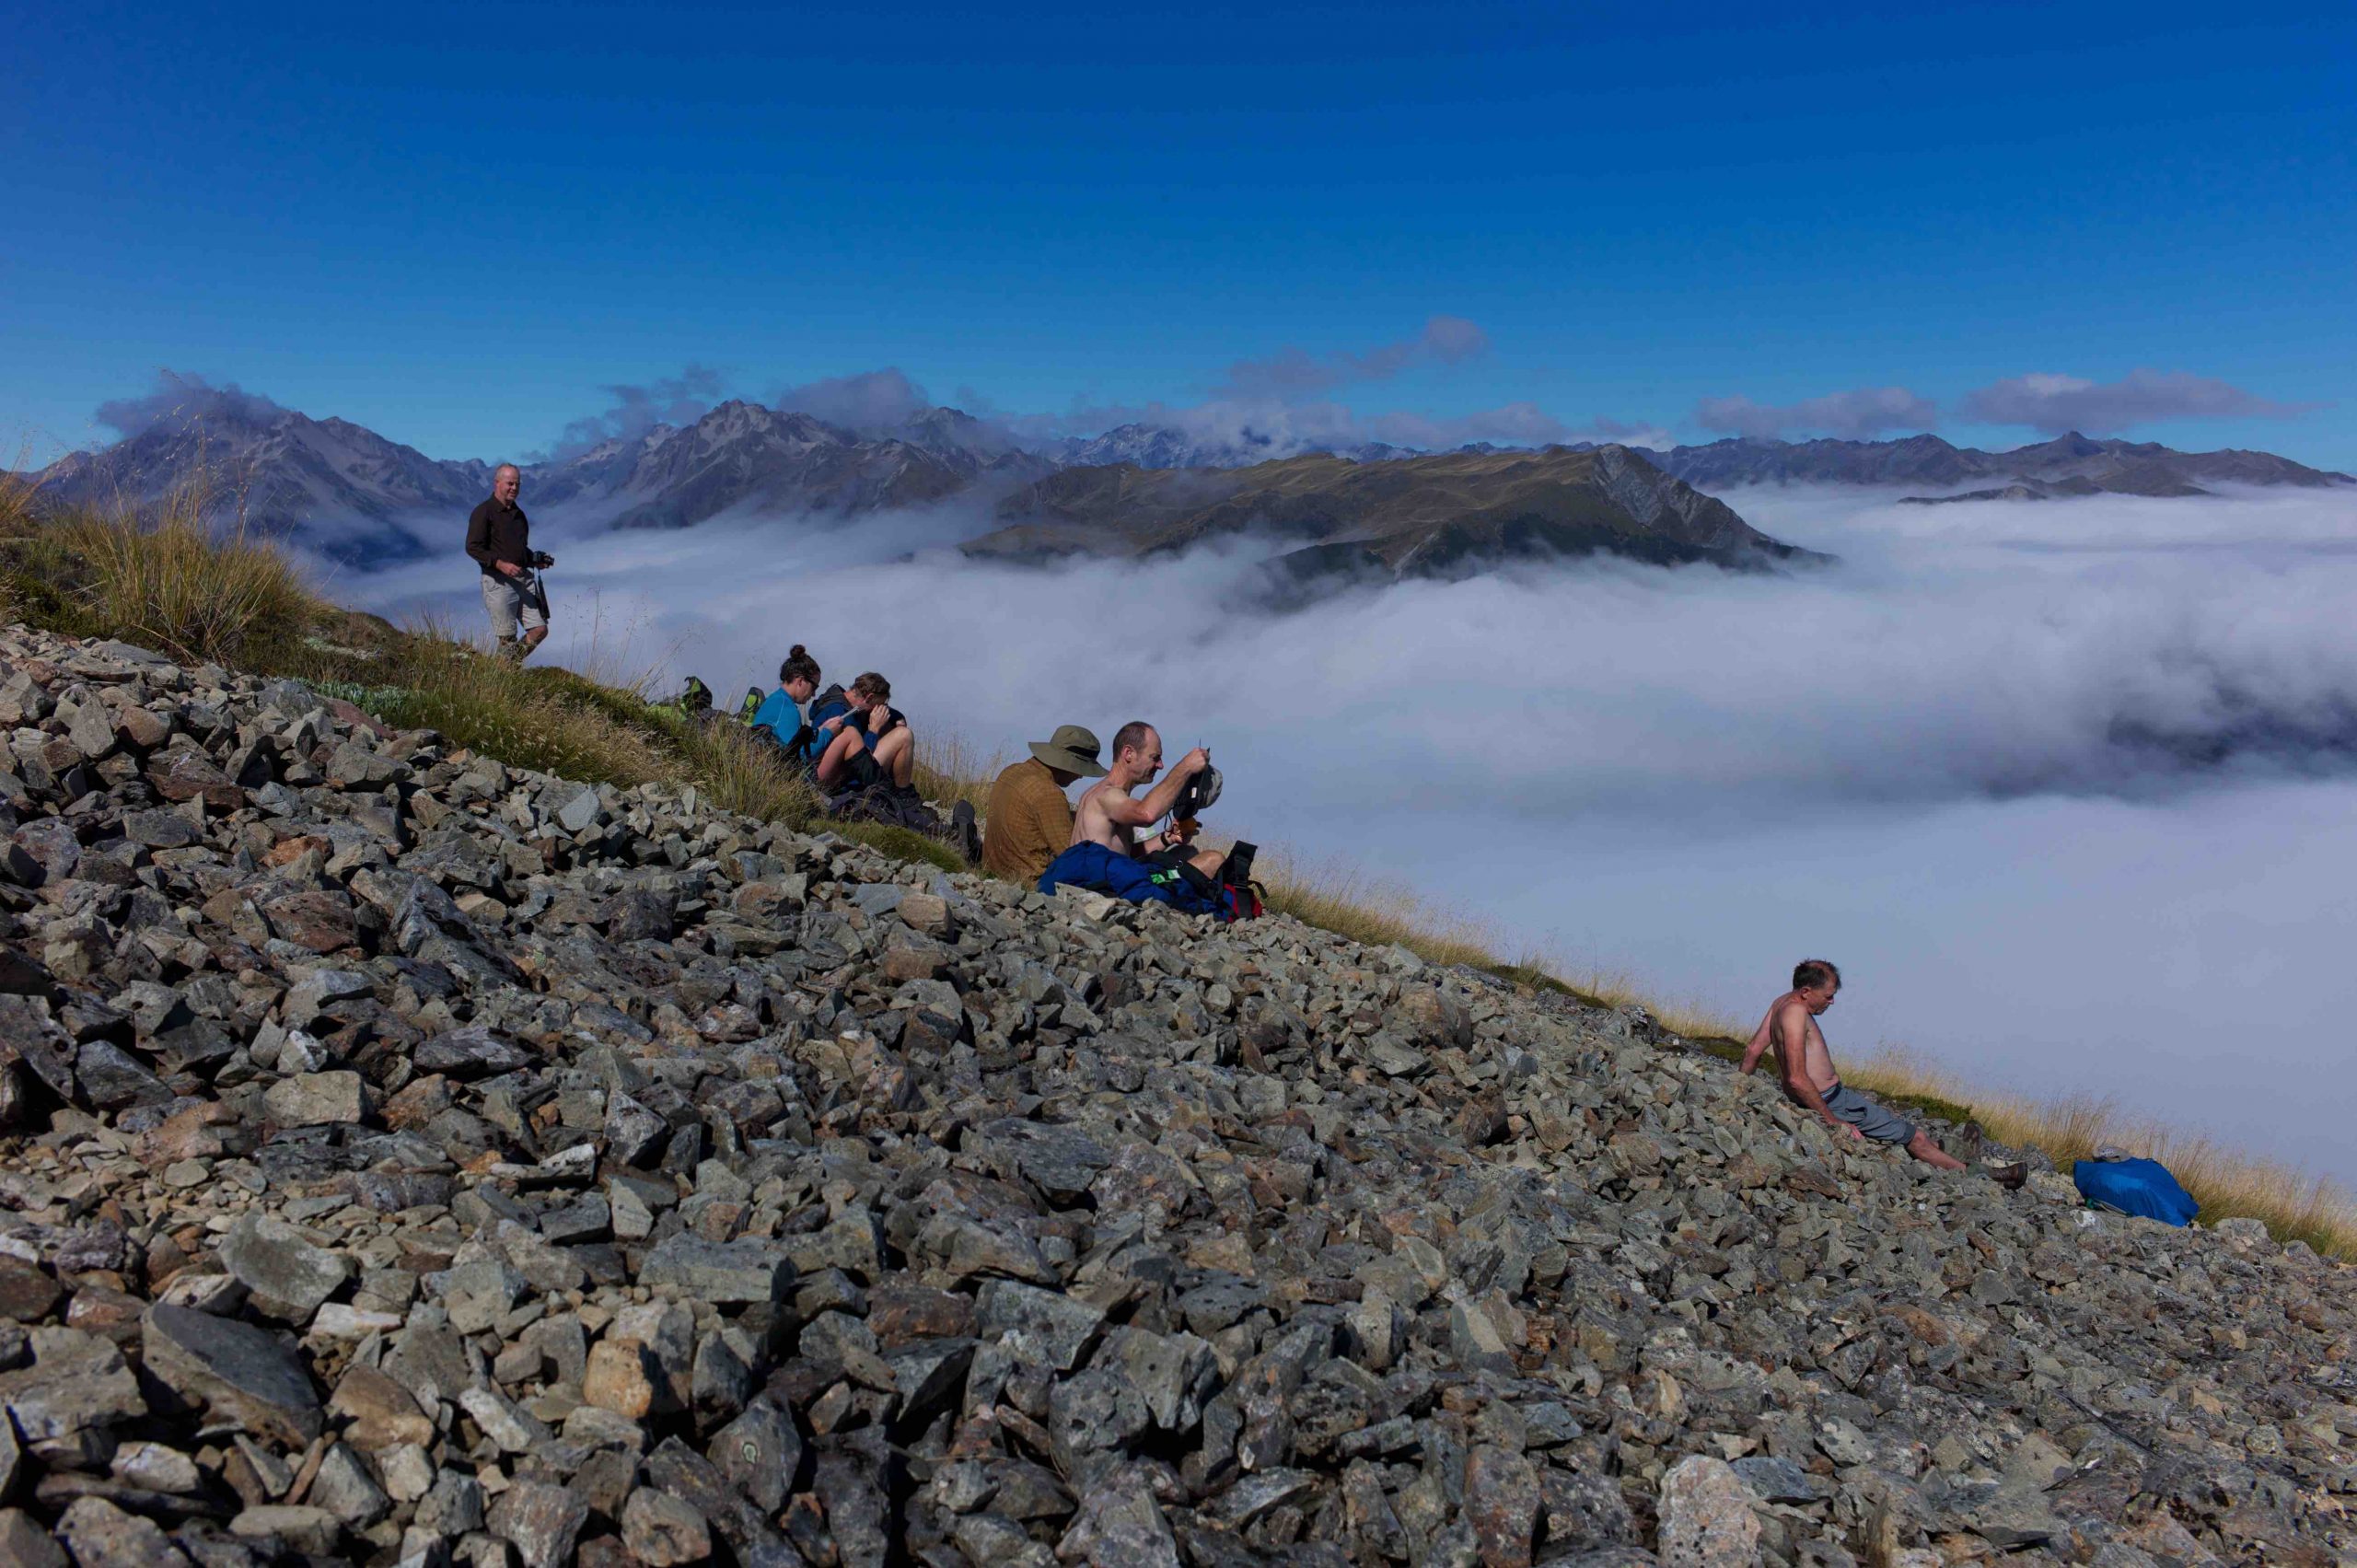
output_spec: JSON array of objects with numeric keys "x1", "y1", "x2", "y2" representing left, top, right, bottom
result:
[{"x1": 334, "y1": 483, "x2": 2357, "y2": 1183}]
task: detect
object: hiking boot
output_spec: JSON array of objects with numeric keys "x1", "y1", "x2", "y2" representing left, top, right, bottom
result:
[
  {"x1": 1955, "y1": 1119, "x2": 1987, "y2": 1165},
  {"x1": 1986, "y1": 1161, "x2": 2028, "y2": 1191},
  {"x1": 951, "y1": 799, "x2": 981, "y2": 866}
]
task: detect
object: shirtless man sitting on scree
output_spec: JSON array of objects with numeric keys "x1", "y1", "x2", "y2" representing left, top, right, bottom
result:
[
  {"x1": 1740, "y1": 958, "x2": 1972, "y2": 1172},
  {"x1": 1070, "y1": 720, "x2": 1225, "y2": 880}
]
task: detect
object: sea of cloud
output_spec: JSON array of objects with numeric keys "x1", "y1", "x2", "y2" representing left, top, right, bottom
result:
[{"x1": 340, "y1": 484, "x2": 2357, "y2": 1184}]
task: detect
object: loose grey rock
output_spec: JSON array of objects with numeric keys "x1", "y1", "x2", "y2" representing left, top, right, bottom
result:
[
  {"x1": 621, "y1": 1487, "x2": 711, "y2": 1566},
  {"x1": 0, "y1": 620, "x2": 2340, "y2": 1565},
  {"x1": 217, "y1": 1213, "x2": 350, "y2": 1322},
  {"x1": 142, "y1": 1304, "x2": 323, "y2": 1447},
  {"x1": 1656, "y1": 1455, "x2": 1759, "y2": 1568},
  {"x1": 488, "y1": 1480, "x2": 589, "y2": 1568},
  {"x1": 261, "y1": 1069, "x2": 367, "y2": 1126}
]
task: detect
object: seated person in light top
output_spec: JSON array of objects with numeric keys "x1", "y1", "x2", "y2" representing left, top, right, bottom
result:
[
  {"x1": 1070, "y1": 719, "x2": 1224, "y2": 880},
  {"x1": 816, "y1": 671, "x2": 914, "y2": 792},
  {"x1": 1740, "y1": 958, "x2": 1978, "y2": 1174}
]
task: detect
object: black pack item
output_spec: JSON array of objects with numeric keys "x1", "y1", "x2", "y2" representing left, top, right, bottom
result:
[
  {"x1": 737, "y1": 687, "x2": 763, "y2": 723},
  {"x1": 1216, "y1": 839, "x2": 1265, "y2": 922},
  {"x1": 1174, "y1": 763, "x2": 1222, "y2": 820},
  {"x1": 677, "y1": 676, "x2": 713, "y2": 713}
]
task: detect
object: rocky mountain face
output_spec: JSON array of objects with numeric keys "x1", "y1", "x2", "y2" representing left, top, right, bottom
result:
[
  {"x1": 27, "y1": 409, "x2": 494, "y2": 569},
  {"x1": 6, "y1": 615, "x2": 2348, "y2": 1564},
  {"x1": 554, "y1": 403, "x2": 980, "y2": 532},
  {"x1": 24, "y1": 392, "x2": 2351, "y2": 584},
  {"x1": 1647, "y1": 433, "x2": 2354, "y2": 500},
  {"x1": 968, "y1": 446, "x2": 1823, "y2": 585},
  {"x1": 21, "y1": 401, "x2": 1018, "y2": 559}
]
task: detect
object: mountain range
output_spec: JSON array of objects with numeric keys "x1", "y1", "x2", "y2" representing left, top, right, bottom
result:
[
  {"x1": 1647, "y1": 431, "x2": 2351, "y2": 499},
  {"x1": 964, "y1": 445, "x2": 1817, "y2": 586},
  {"x1": 20, "y1": 393, "x2": 2350, "y2": 572}
]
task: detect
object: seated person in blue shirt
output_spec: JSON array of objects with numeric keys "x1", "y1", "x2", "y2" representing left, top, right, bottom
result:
[{"x1": 749, "y1": 646, "x2": 851, "y2": 768}]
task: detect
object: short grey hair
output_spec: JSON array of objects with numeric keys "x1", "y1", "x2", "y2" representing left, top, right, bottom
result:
[{"x1": 493, "y1": 463, "x2": 520, "y2": 481}]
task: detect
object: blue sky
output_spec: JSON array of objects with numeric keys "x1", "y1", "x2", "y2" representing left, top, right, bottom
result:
[{"x1": 7, "y1": 0, "x2": 2353, "y2": 467}]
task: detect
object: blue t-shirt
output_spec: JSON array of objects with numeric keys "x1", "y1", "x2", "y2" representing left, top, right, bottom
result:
[{"x1": 749, "y1": 690, "x2": 811, "y2": 754}]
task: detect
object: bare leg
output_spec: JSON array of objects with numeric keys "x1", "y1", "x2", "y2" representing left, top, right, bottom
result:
[
  {"x1": 816, "y1": 727, "x2": 866, "y2": 789},
  {"x1": 518, "y1": 626, "x2": 549, "y2": 660},
  {"x1": 1188, "y1": 847, "x2": 1225, "y2": 878},
  {"x1": 873, "y1": 727, "x2": 915, "y2": 788},
  {"x1": 1908, "y1": 1129, "x2": 1967, "y2": 1171}
]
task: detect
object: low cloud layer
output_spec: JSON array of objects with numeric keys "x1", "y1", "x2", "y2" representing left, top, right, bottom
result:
[
  {"x1": 1957, "y1": 369, "x2": 2317, "y2": 435},
  {"x1": 339, "y1": 484, "x2": 2357, "y2": 1182},
  {"x1": 1693, "y1": 386, "x2": 1939, "y2": 441},
  {"x1": 95, "y1": 370, "x2": 289, "y2": 439}
]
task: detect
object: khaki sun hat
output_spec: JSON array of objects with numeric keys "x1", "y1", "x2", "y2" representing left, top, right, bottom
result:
[{"x1": 1028, "y1": 724, "x2": 1108, "y2": 777}]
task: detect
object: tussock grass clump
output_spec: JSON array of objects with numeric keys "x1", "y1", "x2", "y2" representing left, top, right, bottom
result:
[
  {"x1": 913, "y1": 730, "x2": 1005, "y2": 813},
  {"x1": 370, "y1": 642, "x2": 679, "y2": 790},
  {"x1": 1, "y1": 472, "x2": 315, "y2": 667}
]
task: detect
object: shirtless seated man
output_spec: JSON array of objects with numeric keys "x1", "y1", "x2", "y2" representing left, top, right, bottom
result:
[
  {"x1": 1069, "y1": 720, "x2": 1226, "y2": 880},
  {"x1": 1740, "y1": 959, "x2": 1970, "y2": 1172}
]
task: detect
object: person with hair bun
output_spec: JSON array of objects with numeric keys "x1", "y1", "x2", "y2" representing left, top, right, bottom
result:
[{"x1": 749, "y1": 645, "x2": 853, "y2": 769}]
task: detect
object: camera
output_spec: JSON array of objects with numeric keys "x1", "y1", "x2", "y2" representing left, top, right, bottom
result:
[{"x1": 528, "y1": 551, "x2": 555, "y2": 570}]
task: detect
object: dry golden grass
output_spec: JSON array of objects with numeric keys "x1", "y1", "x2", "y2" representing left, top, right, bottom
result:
[
  {"x1": 4, "y1": 470, "x2": 314, "y2": 666},
  {"x1": 1844, "y1": 1051, "x2": 2355, "y2": 1257},
  {"x1": 913, "y1": 729, "x2": 1007, "y2": 813},
  {"x1": 1255, "y1": 853, "x2": 1506, "y2": 970}
]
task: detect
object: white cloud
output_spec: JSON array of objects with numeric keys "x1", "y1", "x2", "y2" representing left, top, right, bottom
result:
[
  {"x1": 535, "y1": 365, "x2": 726, "y2": 460},
  {"x1": 342, "y1": 484, "x2": 2357, "y2": 1186},
  {"x1": 1211, "y1": 315, "x2": 1491, "y2": 399},
  {"x1": 1693, "y1": 386, "x2": 1939, "y2": 440},
  {"x1": 1958, "y1": 368, "x2": 2317, "y2": 434},
  {"x1": 95, "y1": 370, "x2": 289, "y2": 438},
  {"x1": 772, "y1": 367, "x2": 935, "y2": 434}
]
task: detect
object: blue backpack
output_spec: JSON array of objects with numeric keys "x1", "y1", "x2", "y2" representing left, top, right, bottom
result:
[
  {"x1": 1038, "y1": 842, "x2": 1262, "y2": 921},
  {"x1": 2073, "y1": 1157, "x2": 2199, "y2": 1226}
]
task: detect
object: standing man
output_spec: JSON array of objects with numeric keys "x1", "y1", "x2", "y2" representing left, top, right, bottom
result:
[
  {"x1": 981, "y1": 724, "x2": 1107, "y2": 885},
  {"x1": 466, "y1": 464, "x2": 553, "y2": 660}
]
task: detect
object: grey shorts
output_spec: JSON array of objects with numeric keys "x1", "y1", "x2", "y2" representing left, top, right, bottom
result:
[
  {"x1": 481, "y1": 570, "x2": 547, "y2": 640},
  {"x1": 1821, "y1": 1081, "x2": 1915, "y2": 1144}
]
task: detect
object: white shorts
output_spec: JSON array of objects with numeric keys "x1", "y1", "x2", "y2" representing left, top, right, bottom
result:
[{"x1": 481, "y1": 570, "x2": 547, "y2": 640}]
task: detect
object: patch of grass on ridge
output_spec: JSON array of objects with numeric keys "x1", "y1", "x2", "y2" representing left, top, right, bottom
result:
[{"x1": 5, "y1": 475, "x2": 2351, "y2": 1258}]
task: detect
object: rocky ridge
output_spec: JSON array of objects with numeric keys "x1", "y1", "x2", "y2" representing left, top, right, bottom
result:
[
  {"x1": 965, "y1": 447, "x2": 1821, "y2": 584},
  {"x1": 0, "y1": 619, "x2": 2349, "y2": 1568}
]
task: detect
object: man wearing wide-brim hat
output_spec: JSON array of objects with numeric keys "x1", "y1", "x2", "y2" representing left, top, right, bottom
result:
[{"x1": 981, "y1": 725, "x2": 1108, "y2": 885}]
